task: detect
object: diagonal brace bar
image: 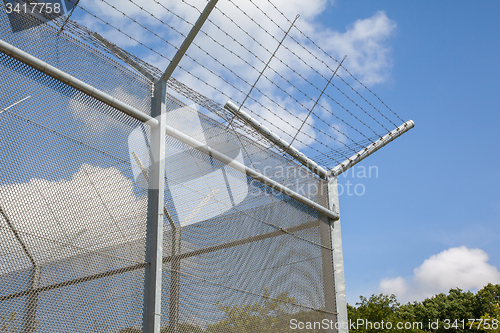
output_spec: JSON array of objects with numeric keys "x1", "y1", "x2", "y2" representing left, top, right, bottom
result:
[
  {"x1": 329, "y1": 120, "x2": 415, "y2": 177},
  {"x1": 161, "y1": 0, "x2": 219, "y2": 82},
  {"x1": 288, "y1": 55, "x2": 346, "y2": 149},
  {"x1": 227, "y1": 14, "x2": 299, "y2": 128}
]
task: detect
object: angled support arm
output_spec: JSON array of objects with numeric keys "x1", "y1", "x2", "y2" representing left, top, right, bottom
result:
[
  {"x1": 224, "y1": 100, "x2": 328, "y2": 178},
  {"x1": 329, "y1": 120, "x2": 415, "y2": 177}
]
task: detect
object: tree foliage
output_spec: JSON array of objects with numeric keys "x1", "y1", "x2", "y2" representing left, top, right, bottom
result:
[
  {"x1": 205, "y1": 288, "x2": 299, "y2": 333},
  {"x1": 5, "y1": 284, "x2": 499, "y2": 332},
  {"x1": 348, "y1": 294, "x2": 427, "y2": 333},
  {"x1": 348, "y1": 284, "x2": 500, "y2": 333}
]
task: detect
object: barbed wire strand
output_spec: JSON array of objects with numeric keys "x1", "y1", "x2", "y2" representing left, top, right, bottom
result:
[
  {"x1": 64, "y1": 0, "x2": 385, "y2": 151},
  {"x1": 235, "y1": 0, "x2": 394, "y2": 132},
  {"x1": 170, "y1": 0, "x2": 386, "y2": 141},
  {"x1": 50, "y1": 0, "x2": 397, "y2": 168},
  {"x1": 265, "y1": 0, "x2": 405, "y2": 124},
  {"x1": 115, "y1": 0, "x2": 370, "y2": 150},
  {"x1": 66, "y1": 0, "x2": 359, "y2": 166}
]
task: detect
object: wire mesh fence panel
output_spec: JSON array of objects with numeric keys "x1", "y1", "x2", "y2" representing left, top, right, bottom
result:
[
  {"x1": 150, "y1": 90, "x2": 336, "y2": 332},
  {"x1": 0, "y1": 5, "x2": 153, "y2": 117},
  {"x1": 0, "y1": 28, "x2": 150, "y2": 331},
  {"x1": 0, "y1": 2, "x2": 344, "y2": 333}
]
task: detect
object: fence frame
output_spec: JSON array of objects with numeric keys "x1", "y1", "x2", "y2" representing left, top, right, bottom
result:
[{"x1": 0, "y1": 3, "x2": 415, "y2": 330}]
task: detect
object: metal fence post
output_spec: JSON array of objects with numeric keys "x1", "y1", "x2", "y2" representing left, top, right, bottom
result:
[
  {"x1": 319, "y1": 181, "x2": 337, "y2": 333},
  {"x1": 327, "y1": 176, "x2": 348, "y2": 333},
  {"x1": 142, "y1": 80, "x2": 166, "y2": 333}
]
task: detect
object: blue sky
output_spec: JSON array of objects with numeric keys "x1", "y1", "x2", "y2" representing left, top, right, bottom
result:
[
  {"x1": 69, "y1": 0, "x2": 500, "y2": 304},
  {"x1": 324, "y1": 1, "x2": 500, "y2": 304}
]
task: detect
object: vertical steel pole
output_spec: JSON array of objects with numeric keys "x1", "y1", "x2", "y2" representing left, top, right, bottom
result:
[
  {"x1": 320, "y1": 182, "x2": 336, "y2": 333},
  {"x1": 159, "y1": 2, "x2": 218, "y2": 330},
  {"x1": 327, "y1": 176, "x2": 348, "y2": 333},
  {"x1": 142, "y1": 80, "x2": 166, "y2": 333}
]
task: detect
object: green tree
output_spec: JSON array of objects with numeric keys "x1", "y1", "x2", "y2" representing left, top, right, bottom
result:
[
  {"x1": 168, "y1": 323, "x2": 205, "y2": 333},
  {"x1": 473, "y1": 284, "x2": 500, "y2": 333},
  {"x1": 398, "y1": 288, "x2": 481, "y2": 333},
  {"x1": 348, "y1": 294, "x2": 399, "y2": 325},
  {"x1": 118, "y1": 329, "x2": 142, "y2": 333},
  {"x1": 206, "y1": 288, "x2": 297, "y2": 333},
  {"x1": 117, "y1": 322, "x2": 205, "y2": 333},
  {"x1": 470, "y1": 304, "x2": 500, "y2": 332},
  {"x1": 476, "y1": 283, "x2": 500, "y2": 316},
  {"x1": 348, "y1": 294, "x2": 427, "y2": 333},
  {"x1": 104, "y1": 283, "x2": 500, "y2": 333}
]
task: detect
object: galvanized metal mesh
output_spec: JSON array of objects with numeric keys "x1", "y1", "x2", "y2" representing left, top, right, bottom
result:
[{"x1": 0, "y1": 7, "x2": 336, "y2": 333}]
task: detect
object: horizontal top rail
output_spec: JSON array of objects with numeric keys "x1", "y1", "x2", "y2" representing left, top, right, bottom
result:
[
  {"x1": 164, "y1": 123, "x2": 339, "y2": 221},
  {"x1": 0, "y1": 39, "x2": 157, "y2": 126},
  {"x1": 0, "y1": 38, "x2": 337, "y2": 221}
]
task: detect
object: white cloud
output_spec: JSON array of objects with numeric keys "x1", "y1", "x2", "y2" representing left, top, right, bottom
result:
[
  {"x1": 0, "y1": 164, "x2": 148, "y2": 271},
  {"x1": 379, "y1": 246, "x2": 500, "y2": 303},
  {"x1": 380, "y1": 276, "x2": 409, "y2": 298},
  {"x1": 323, "y1": 10, "x2": 396, "y2": 85},
  {"x1": 0, "y1": 165, "x2": 202, "y2": 279}
]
